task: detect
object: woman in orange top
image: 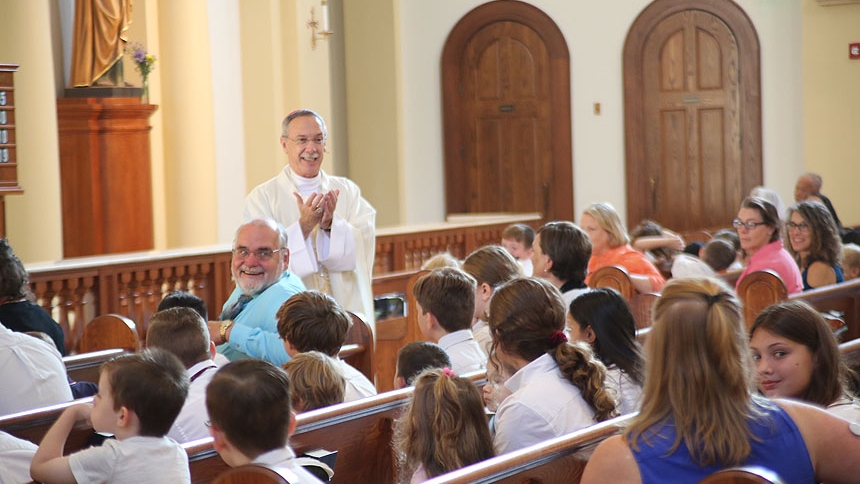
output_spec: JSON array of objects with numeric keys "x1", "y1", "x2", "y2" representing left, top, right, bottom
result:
[{"x1": 581, "y1": 202, "x2": 666, "y2": 293}]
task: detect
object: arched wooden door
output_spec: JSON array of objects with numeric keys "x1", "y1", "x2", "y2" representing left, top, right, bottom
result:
[
  {"x1": 624, "y1": 0, "x2": 762, "y2": 233},
  {"x1": 442, "y1": 1, "x2": 572, "y2": 223}
]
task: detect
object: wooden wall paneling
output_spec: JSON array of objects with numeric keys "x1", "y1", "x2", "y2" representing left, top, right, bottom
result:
[{"x1": 56, "y1": 97, "x2": 157, "y2": 257}]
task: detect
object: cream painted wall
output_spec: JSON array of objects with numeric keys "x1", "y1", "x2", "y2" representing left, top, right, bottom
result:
[
  {"x1": 343, "y1": 0, "x2": 403, "y2": 228},
  {"x1": 0, "y1": 1, "x2": 64, "y2": 263},
  {"x1": 397, "y1": 0, "x2": 805, "y2": 228},
  {"x1": 157, "y1": 0, "x2": 218, "y2": 247},
  {"x1": 802, "y1": 0, "x2": 860, "y2": 227}
]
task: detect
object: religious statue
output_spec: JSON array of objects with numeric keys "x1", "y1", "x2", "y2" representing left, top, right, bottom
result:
[{"x1": 70, "y1": 0, "x2": 133, "y2": 87}]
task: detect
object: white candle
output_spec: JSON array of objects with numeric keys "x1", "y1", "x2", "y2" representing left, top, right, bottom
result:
[{"x1": 321, "y1": 0, "x2": 330, "y2": 32}]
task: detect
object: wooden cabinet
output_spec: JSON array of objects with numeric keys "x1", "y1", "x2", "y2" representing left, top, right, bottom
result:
[
  {"x1": 0, "y1": 64, "x2": 22, "y2": 237},
  {"x1": 57, "y1": 97, "x2": 157, "y2": 257}
]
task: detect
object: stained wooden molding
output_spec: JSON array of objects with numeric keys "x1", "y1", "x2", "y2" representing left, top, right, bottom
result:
[{"x1": 817, "y1": 0, "x2": 860, "y2": 5}]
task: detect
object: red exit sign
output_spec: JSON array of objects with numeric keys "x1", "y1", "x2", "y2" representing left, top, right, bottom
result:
[{"x1": 851, "y1": 43, "x2": 860, "y2": 59}]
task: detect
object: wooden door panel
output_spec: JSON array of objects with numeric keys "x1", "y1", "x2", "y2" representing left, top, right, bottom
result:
[
  {"x1": 631, "y1": 7, "x2": 751, "y2": 233},
  {"x1": 443, "y1": 2, "x2": 571, "y2": 222}
]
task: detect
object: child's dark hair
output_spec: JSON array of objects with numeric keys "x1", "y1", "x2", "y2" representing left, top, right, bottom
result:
[
  {"x1": 396, "y1": 341, "x2": 452, "y2": 386},
  {"x1": 502, "y1": 223, "x2": 535, "y2": 249},
  {"x1": 147, "y1": 307, "x2": 211, "y2": 368},
  {"x1": 100, "y1": 349, "x2": 189, "y2": 437},
  {"x1": 276, "y1": 291, "x2": 350, "y2": 356},
  {"x1": 568, "y1": 288, "x2": 644, "y2": 386},
  {"x1": 395, "y1": 369, "x2": 495, "y2": 480},
  {"x1": 702, "y1": 238, "x2": 736, "y2": 272},
  {"x1": 157, "y1": 291, "x2": 208, "y2": 321},
  {"x1": 535, "y1": 221, "x2": 591, "y2": 283},
  {"x1": 412, "y1": 268, "x2": 476, "y2": 333},
  {"x1": 488, "y1": 278, "x2": 617, "y2": 422},
  {"x1": 206, "y1": 359, "x2": 293, "y2": 458}
]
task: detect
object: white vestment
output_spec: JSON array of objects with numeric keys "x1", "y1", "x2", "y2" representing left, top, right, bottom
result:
[{"x1": 243, "y1": 167, "x2": 376, "y2": 328}]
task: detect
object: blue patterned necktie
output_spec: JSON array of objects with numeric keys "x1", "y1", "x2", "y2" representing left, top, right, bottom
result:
[{"x1": 219, "y1": 294, "x2": 252, "y2": 321}]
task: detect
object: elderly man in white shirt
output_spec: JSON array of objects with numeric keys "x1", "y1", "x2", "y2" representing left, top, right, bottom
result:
[
  {"x1": 0, "y1": 322, "x2": 72, "y2": 416},
  {"x1": 243, "y1": 109, "x2": 376, "y2": 327}
]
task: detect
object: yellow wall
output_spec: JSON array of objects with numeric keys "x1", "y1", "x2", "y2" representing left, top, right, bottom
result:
[
  {"x1": 0, "y1": 1, "x2": 63, "y2": 263},
  {"x1": 802, "y1": 0, "x2": 860, "y2": 226},
  {"x1": 343, "y1": 0, "x2": 403, "y2": 227}
]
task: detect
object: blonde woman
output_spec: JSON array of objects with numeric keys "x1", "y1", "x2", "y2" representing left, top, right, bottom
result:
[
  {"x1": 582, "y1": 277, "x2": 860, "y2": 484},
  {"x1": 581, "y1": 203, "x2": 665, "y2": 293}
]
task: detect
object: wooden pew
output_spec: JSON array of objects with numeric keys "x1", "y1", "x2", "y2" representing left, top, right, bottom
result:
[
  {"x1": 213, "y1": 465, "x2": 292, "y2": 484},
  {"x1": 422, "y1": 413, "x2": 635, "y2": 484},
  {"x1": 342, "y1": 311, "x2": 375, "y2": 383},
  {"x1": 839, "y1": 336, "x2": 860, "y2": 373},
  {"x1": 0, "y1": 398, "x2": 95, "y2": 451},
  {"x1": 698, "y1": 466, "x2": 783, "y2": 484},
  {"x1": 735, "y1": 271, "x2": 860, "y2": 341},
  {"x1": 793, "y1": 277, "x2": 860, "y2": 341},
  {"x1": 64, "y1": 348, "x2": 127, "y2": 383},
  {"x1": 588, "y1": 265, "x2": 659, "y2": 329},
  {"x1": 186, "y1": 370, "x2": 487, "y2": 484},
  {"x1": 374, "y1": 270, "x2": 429, "y2": 393},
  {"x1": 735, "y1": 270, "x2": 787, "y2": 331},
  {"x1": 79, "y1": 314, "x2": 140, "y2": 353}
]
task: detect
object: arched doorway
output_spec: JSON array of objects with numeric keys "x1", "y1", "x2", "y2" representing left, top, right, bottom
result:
[
  {"x1": 623, "y1": 0, "x2": 762, "y2": 233},
  {"x1": 441, "y1": 0, "x2": 572, "y2": 222}
]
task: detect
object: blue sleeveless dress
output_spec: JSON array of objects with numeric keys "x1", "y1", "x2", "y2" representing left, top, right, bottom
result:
[
  {"x1": 802, "y1": 265, "x2": 844, "y2": 290},
  {"x1": 630, "y1": 402, "x2": 814, "y2": 484}
]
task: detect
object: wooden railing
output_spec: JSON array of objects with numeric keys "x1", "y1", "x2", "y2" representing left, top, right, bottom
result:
[{"x1": 25, "y1": 213, "x2": 540, "y2": 354}]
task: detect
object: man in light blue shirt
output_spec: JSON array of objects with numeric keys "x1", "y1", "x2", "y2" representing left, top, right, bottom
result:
[{"x1": 210, "y1": 218, "x2": 305, "y2": 366}]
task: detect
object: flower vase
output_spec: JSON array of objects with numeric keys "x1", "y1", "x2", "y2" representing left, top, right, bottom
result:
[{"x1": 141, "y1": 77, "x2": 149, "y2": 104}]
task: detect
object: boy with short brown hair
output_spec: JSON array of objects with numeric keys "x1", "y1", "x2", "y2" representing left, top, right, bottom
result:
[{"x1": 31, "y1": 349, "x2": 191, "y2": 484}]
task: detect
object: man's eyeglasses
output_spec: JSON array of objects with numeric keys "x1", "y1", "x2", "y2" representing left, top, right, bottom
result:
[
  {"x1": 786, "y1": 222, "x2": 810, "y2": 232},
  {"x1": 732, "y1": 219, "x2": 767, "y2": 231},
  {"x1": 232, "y1": 248, "x2": 282, "y2": 261},
  {"x1": 288, "y1": 137, "x2": 325, "y2": 146}
]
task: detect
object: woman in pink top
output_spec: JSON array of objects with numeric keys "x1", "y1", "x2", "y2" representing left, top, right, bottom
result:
[
  {"x1": 734, "y1": 197, "x2": 803, "y2": 294},
  {"x1": 581, "y1": 202, "x2": 666, "y2": 293}
]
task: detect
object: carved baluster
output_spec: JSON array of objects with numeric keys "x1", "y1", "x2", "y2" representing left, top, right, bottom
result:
[
  {"x1": 68, "y1": 276, "x2": 92, "y2": 354},
  {"x1": 117, "y1": 271, "x2": 133, "y2": 319},
  {"x1": 53, "y1": 280, "x2": 72, "y2": 354}
]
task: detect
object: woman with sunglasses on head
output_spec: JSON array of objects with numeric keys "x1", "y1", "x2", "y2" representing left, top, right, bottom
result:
[
  {"x1": 734, "y1": 197, "x2": 803, "y2": 294},
  {"x1": 785, "y1": 201, "x2": 844, "y2": 291}
]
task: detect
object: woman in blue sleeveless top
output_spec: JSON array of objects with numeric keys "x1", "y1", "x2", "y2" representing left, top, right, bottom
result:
[
  {"x1": 786, "y1": 201, "x2": 844, "y2": 290},
  {"x1": 581, "y1": 277, "x2": 860, "y2": 484}
]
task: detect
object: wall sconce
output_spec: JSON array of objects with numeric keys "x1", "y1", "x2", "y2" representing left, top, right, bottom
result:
[{"x1": 308, "y1": 0, "x2": 333, "y2": 50}]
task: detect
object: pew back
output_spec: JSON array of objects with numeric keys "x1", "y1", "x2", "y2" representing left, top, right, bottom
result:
[
  {"x1": 735, "y1": 270, "x2": 787, "y2": 331},
  {"x1": 79, "y1": 314, "x2": 140, "y2": 353},
  {"x1": 64, "y1": 348, "x2": 127, "y2": 383},
  {"x1": 186, "y1": 371, "x2": 487, "y2": 484},
  {"x1": 0, "y1": 398, "x2": 95, "y2": 452},
  {"x1": 423, "y1": 414, "x2": 634, "y2": 484}
]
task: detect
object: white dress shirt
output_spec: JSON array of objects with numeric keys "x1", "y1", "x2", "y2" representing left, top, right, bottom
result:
[
  {"x1": 252, "y1": 446, "x2": 326, "y2": 483},
  {"x1": 0, "y1": 323, "x2": 72, "y2": 416},
  {"x1": 337, "y1": 358, "x2": 377, "y2": 401},
  {"x1": 438, "y1": 329, "x2": 487, "y2": 375},
  {"x1": 493, "y1": 353, "x2": 596, "y2": 454},
  {"x1": 471, "y1": 319, "x2": 492, "y2": 357},
  {"x1": 166, "y1": 360, "x2": 218, "y2": 443},
  {"x1": 605, "y1": 365, "x2": 642, "y2": 415}
]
